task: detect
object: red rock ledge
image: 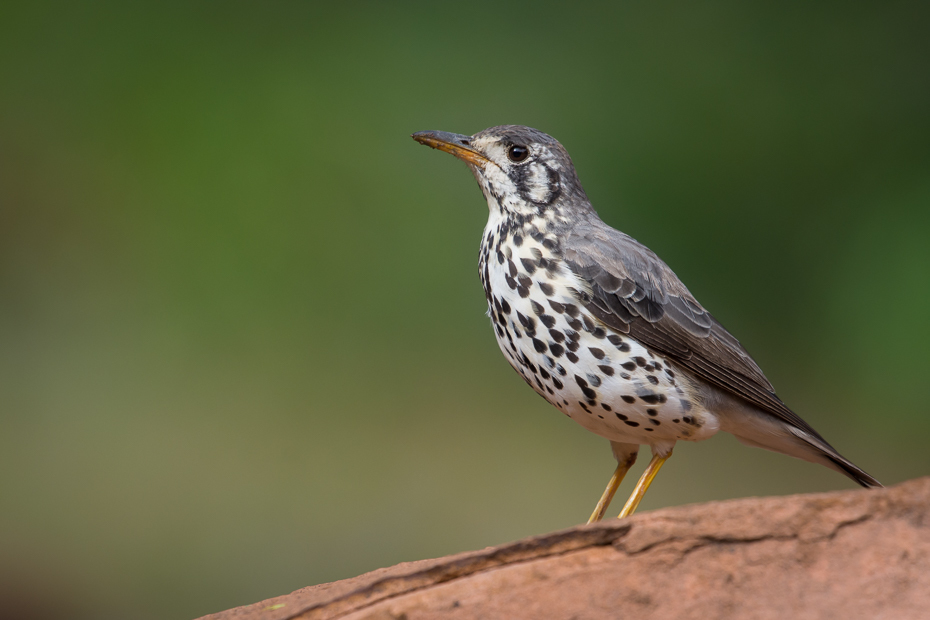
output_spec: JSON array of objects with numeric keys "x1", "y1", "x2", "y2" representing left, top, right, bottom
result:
[{"x1": 200, "y1": 476, "x2": 930, "y2": 620}]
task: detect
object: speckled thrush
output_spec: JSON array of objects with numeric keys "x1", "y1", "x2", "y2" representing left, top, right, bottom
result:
[{"x1": 412, "y1": 125, "x2": 880, "y2": 522}]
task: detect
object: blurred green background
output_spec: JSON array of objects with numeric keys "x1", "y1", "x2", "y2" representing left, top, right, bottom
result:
[{"x1": 1, "y1": 1, "x2": 928, "y2": 618}]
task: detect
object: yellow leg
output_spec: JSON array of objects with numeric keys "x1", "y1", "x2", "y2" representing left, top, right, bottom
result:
[
  {"x1": 618, "y1": 451, "x2": 672, "y2": 518},
  {"x1": 587, "y1": 461, "x2": 633, "y2": 523}
]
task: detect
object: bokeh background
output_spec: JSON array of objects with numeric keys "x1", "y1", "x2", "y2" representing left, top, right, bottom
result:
[{"x1": 1, "y1": 1, "x2": 928, "y2": 618}]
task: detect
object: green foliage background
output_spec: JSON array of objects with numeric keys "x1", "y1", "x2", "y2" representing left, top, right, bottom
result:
[{"x1": 1, "y1": 2, "x2": 928, "y2": 618}]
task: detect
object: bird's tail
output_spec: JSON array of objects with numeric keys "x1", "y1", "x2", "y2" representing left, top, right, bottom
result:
[
  {"x1": 717, "y1": 400, "x2": 882, "y2": 488},
  {"x1": 786, "y1": 427, "x2": 883, "y2": 488}
]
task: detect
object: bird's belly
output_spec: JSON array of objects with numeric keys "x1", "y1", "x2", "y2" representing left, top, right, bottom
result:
[{"x1": 484, "y1": 253, "x2": 719, "y2": 447}]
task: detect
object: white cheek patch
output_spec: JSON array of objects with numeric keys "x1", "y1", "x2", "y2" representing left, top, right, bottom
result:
[
  {"x1": 481, "y1": 165, "x2": 522, "y2": 213},
  {"x1": 526, "y1": 162, "x2": 552, "y2": 204}
]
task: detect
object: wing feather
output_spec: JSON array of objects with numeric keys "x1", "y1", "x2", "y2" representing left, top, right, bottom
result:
[{"x1": 562, "y1": 219, "x2": 825, "y2": 440}]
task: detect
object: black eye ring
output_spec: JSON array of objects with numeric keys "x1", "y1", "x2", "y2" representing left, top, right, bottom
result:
[{"x1": 507, "y1": 144, "x2": 529, "y2": 163}]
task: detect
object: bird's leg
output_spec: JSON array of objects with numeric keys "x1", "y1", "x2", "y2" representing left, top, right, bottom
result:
[
  {"x1": 617, "y1": 450, "x2": 672, "y2": 518},
  {"x1": 588, "y1": 462, "x2": 631, "y2": 523},
  {"x1": 588, "y1": 442, "x2": 638, "y2": 523}
]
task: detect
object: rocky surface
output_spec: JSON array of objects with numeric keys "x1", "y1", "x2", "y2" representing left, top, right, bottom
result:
[{"x1": 201, "y1": 477, "x2": 930, "y2": 620}]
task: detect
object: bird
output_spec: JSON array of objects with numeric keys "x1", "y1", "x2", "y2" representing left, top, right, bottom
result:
[{"x1": 411, "y1": 125, "x2": 880, "y2": 522}]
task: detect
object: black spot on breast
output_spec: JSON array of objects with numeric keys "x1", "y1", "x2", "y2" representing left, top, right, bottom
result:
[
  {"x1": 601, "y1": 403, "x2": 611, "y2": 411},
  {"x1": 566, "y1": 340, "x2": 580, "y2": 352},
  {"x1": 530, "y1": 300, "x2": 544, "y2": 315},
  {"x1": 542, "y1": 237, "x2": 557, "y2": 250},
  {"x1": 566, "y1": 351, "x2": 579, "y2": 363},
  {"x1": 624, "y1": 420, "x2": 640, "y2": 427},
  {"x1": 588, "y1": 347, "x2": 605, "y2": 360},
  {"x1": 540, "y1": 315, "x2": 556, "y2": 328},
  {"x1": 518, "y1": 286, "x2": 530, "y2": 298},
  {"x1": 517, "y1": 274, "x2": 532, "y2": 289},
  {"x1": 575, "y1": 383, "x2": 596, "y2": 400},
  {"x1": 549, "y1": 329, "x2": 565, "y2": 342},
  {"x1": 532, "y1": 338, "x2": 547, "y2": 353},
  {"x1": 646, "y1": 408, "x2": 657, "y2": 416},
  {"x1": 640, "y1": 394, "x2": 660, "y2": 404},
  {"x1": 570, "y1": 287, "x2": 592, "y2": 304},
  {"x1": 513, "y1": 234, "x2": 523, "y2": 246},
  {"x1": 556, "y1": 364, "x2": 566, "y2": 376},
  {"x1": 553, "y1": 377, "x2": 563, "y2": 389},
  {"x1": 621, "y1": 395, "x2": 635, "y2": 404},
  {"x1": 563, "y1": 303, "x2": 579, "y2": 317},
  {"x1": 567, "y1": 317, "x2": 582, "y2": 331},
  {"x1": 582, "y1": 316, "x2": 595, "y2": 332},
  {"x1": 505, "y1": 275, "x2": 517, "y2": 290},
  {"x1": 547, "y1": 299, "x2": 563, "y2": 313},
  {"x1": 501, "y1": 299, "x2": 511, "y2": 314},
  {"x1": 647, "y1": 375, "x2": 659, "y2": 385},
  {"x1": 540, "y1": 368, "x2": 550, "y2": 379},
  {"x1": 549, "y1": 343, "x2": 564, "y2": 357},
  {"x1": 508, "y1": 260, "x2": 518, "y2": 278},
  {"x1": 620, "y1": 372, "x2": 631, "y2": 380},
  {"x1": 586, "y1": 374, "x2": 601, "y2": 387},
  {"x1": 615, "y1": 412, "x2": 628, "y2": 421},
  {"x1": 579, "y1": 401, "x2": 591, "y2": 413},
  {"x1": 649, "y1": 418, "x2": 660, "y2": 426},
  {"x1": 607, "y1": 334, "x2": 624, "y2": 346},
  {"x1": 598, "y1": 365, "x2": 614, "y2": 376},
  {"x1": 633, "y1": 357, "x2": 647, "y2": 367},
  {"x1": 621, "y1": 362, "x2": 636, "y2": 371},
  {"x1": 539, "y1": 282, "x2": 554, "y2": 296},
  {"x1": 520, "y1": 258, "x2": 537, "y2": 275},
  {"x1": 592, "y1": 327, "x2": 606, "y2": 339}
]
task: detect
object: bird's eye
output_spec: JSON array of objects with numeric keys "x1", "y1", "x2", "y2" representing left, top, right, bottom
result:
[{"x1": 507, "y1": 144, "x2": 529, "y2": 162}]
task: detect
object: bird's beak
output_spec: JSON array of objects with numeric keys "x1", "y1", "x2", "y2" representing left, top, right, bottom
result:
[{"x1": 411, "y1": 131, "x2": 489, "y2": 168}]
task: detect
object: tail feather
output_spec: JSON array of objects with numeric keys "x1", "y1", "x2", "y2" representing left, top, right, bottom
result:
[
  {"x1": 787, "y1": 426, "x2": 883, "y2": 488},
  {"x1": 823, "y1": 452, "x2": 882, "y2": 488},
  {"x1": 713, "y1": 390, "x2": 882, "y2": 488}
]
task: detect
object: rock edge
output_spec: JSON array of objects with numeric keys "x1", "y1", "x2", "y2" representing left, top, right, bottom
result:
[{"x1": 200, "y1": 477, "x2": 930, "y2": 620}]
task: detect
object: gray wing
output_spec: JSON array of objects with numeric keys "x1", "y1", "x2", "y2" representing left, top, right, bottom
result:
[{"x1": 561, "y1": 219, "x2": 825, "y2": 441}]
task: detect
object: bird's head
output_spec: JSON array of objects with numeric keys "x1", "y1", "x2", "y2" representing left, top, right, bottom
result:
[{"x1": 412, "y1": 125, "x2": 588, "y2": 218}]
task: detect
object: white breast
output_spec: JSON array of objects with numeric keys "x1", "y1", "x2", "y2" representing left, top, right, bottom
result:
[{"x1": 480, "y1": 214, "x2": 720, "y2": 450}]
